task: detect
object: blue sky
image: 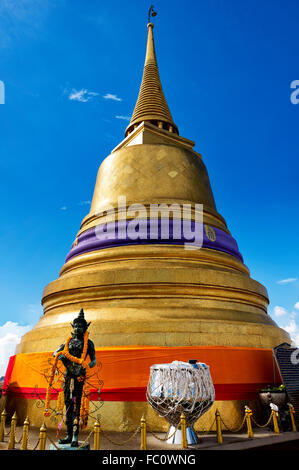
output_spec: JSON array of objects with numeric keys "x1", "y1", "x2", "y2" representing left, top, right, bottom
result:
[{"x1": 0, "y1": 0, "x2": 298, "y2": 374}]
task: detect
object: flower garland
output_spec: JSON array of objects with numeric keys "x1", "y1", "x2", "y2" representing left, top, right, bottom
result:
[
  {"x1": 44, "y1": 331, "x2": 89, "y2": 417},
  {"x1": 44, "y1": 354, "x2": 60, "y2": 417},
  {"x1": 79, "y1": 383, "x2": 90, "y2": 429},
  {"x1": 56, "y1": 391, "x2": 64, "y2": 414},
  {"x1": 62, "y1": 331, "x2": 89, "y2": 372}
]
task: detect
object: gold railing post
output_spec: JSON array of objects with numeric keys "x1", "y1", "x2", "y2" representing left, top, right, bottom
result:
[
  {"x1": 7, "y1": 411, "x2": 17, "y2": 449},
  {"x1": 180, "y1": 412, "x2": 188, "y2": 449},
  {"x1": 245, "y1": 406, "x2": 254, "y2": 438},
  {"x1": 288, "y1": 403, "x2": 297, "y2": 432},
  {"x1": 140, "y1": 415, "x2": 147, "y2": 450},
  {"x1": 0, "y1": 409, "x2": 7, "y2": 442},
  {"x1": 39, "y1": 422, "x2": 47, "y2": 450},
  {"x1": 93, "y1": 420, "x2": 100, "y2": 450},
  {"x1": 21, "y1": 416, "x2": 30, "y2": 450},
  {"x1": 270, "y1": 406, "x2": 280, "y2": 434},
  {"x1": 215, "y1": 409, "x2": 223, "y2": 444}
]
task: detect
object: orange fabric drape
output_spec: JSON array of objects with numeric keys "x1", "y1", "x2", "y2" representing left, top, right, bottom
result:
[{"x1": 6, "y1": 345, "x2": 278, "y2": 391}]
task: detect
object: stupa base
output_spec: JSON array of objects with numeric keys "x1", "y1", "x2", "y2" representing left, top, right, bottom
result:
[
  {"x1": 3, "y1": 343, "x2": 283, "y2": 433},
  {"x1": 3, "y1": 397, "x2": 262, "y2": 434}
]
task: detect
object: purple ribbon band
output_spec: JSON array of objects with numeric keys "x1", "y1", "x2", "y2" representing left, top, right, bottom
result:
[{"x1": 65, "y1": 219, "x2": 243, "y2": 264}]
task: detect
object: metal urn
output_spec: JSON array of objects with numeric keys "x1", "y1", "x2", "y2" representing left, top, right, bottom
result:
[{"x1": 146, "y1": 359, "x2": 215, "y2": 444}]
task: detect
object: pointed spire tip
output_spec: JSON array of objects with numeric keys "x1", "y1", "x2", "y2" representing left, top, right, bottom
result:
[{"x1": 125, "y1": 12, "x2": 179, "y2": 137}]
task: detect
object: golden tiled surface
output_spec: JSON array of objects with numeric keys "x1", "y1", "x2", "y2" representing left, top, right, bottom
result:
[{"x1": 82, "y1": 143, "x2": 221, "y2": 234}]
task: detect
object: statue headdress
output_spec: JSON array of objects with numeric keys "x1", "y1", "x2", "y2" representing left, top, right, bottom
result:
[{"x1": 71, "y1": 308, "x2": 91, "y2": 330}]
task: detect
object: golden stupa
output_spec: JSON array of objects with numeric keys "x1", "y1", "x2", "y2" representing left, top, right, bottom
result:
[{"x1": 8, "y1": 17, "x2": 289, "y2": 431}]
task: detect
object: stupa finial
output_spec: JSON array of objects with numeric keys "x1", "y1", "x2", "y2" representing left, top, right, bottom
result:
[
  {"x1": 148, "y1": 5, "x2": 157, "y2": 24},
  {"x1": 125, "y1": 7, "x2": 179, "y2": 136}
]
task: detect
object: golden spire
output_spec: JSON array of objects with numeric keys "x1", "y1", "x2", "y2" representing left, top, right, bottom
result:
[{"x1": 125, "y1": 8, "x2": 179, "y2": 136}]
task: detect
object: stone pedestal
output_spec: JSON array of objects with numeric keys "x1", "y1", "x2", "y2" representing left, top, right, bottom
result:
[{"x1": 49, "y1": 441, "x2": 90, "y2": 450}]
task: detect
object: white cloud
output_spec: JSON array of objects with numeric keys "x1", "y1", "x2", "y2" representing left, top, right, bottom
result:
[
  {"x1": 273, "y1": 305, "x2": 288, "y2": 317},
  {"x1": 115, "y1": 115, "x2": 131, "y2": 121},
  {"x1": 0, "y1": 322, "x2": 32, "y2": 377},
  {"x1": 69, "y1": 88, "x2": 99, "y2": 103},
  {"x1": 60, "y1": 206, "x2": 67, "y2": 211},
  {"x1": 78, "y1": 200, "x2": 91, "y2": 206},
  {"x1": 277, "y1": 278, "x2": 297, "y2": 285},
  {"x1": 294, "y1": 302, "x2": 299, "y2": 310},
  {"x1": 103, "y1": 93, "x2": 122, "y2": 102},
  {"x1": 283, "y1": 312, "x2": 299, "y2": 346}
]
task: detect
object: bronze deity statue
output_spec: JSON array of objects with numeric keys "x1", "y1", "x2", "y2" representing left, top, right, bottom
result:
[{"x1": 53, "y1": 308, "x2": 96, "y2": 447}]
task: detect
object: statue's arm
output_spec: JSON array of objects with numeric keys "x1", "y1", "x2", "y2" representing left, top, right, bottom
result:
[
  {"x1": 87, "y1": 340, "x2": 96, "y2": 368},
  {"x1": 53, "y1": 343, "x2": 65, "y2": 358}
]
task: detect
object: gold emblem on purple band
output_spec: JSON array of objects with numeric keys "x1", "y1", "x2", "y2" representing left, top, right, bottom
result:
[{"x1": 204, "y1": 225, "x2": 216, "y2": 242}]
